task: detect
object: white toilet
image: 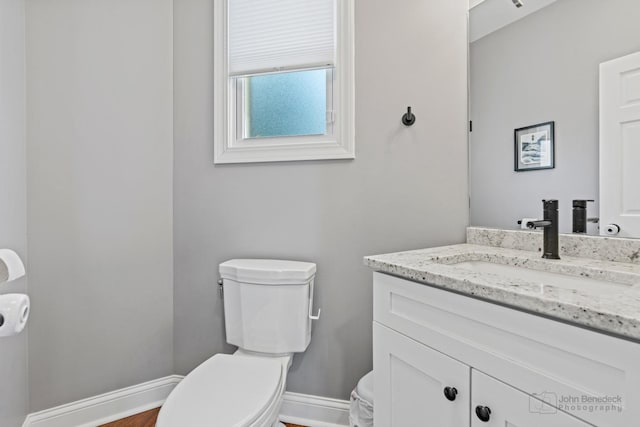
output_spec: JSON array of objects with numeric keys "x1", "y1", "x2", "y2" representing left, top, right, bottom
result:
[{"x1": 157, "y1": 259, "x2": 318, "y2": 427}]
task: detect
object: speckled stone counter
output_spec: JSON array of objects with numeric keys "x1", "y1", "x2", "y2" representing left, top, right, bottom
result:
[
  {"x1": 364, "y1": 227, "x2": 640, "y2": 341},
  {"x1": 467, "y1": 227, "x2": 640, "y2": 264}
]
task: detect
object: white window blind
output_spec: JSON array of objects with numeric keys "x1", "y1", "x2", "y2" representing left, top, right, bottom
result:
[{"x1": 228, "y1": 0, "x2": 335, "y2": 76}]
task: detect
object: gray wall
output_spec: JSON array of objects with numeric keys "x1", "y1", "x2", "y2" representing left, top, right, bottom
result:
[
  {"x1": 174, "y1": 0, "x2": 469, "y2": 399},
  {"x1": 0, "y1": 0, "x2": 29, "y2": 425},
  {"x1": 25, "y1": 0, "x2": 174, "y2": 411},
  {"x1": 470, "y1": 0, "x2": 640, "y2": 232}
]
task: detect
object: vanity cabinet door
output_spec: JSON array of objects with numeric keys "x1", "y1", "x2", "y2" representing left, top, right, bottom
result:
[
  {"x1": 373, "y1": 322, "x2": 470, "y2": 427},
  {"x1": 471, "y1": 370, "x2": 590, "y2": 427}
]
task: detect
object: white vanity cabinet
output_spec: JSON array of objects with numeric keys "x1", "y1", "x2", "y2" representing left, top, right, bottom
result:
[
  {"x1": 372, "y1": 272, "x2": 640, "y2": 427},
  {"x1": 374, "y1": 323, "x2": 470, "y2": 426},
  {"x1": 471, "y1": 370, "x2": 590, "y2": 427}
]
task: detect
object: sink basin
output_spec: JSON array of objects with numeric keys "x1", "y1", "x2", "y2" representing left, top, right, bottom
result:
[{"x1": 453, "y1": 261, "x2": 631, "y2": 294}]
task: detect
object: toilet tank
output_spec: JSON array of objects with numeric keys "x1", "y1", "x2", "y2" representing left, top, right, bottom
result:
[{"x1": 219, "y1": 259, "x2": 317, "y2": 354}]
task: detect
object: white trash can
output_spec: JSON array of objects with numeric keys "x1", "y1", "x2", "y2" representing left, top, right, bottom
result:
[{"x1": 349, "y1": 371, "x2": 374, "y2": 427}]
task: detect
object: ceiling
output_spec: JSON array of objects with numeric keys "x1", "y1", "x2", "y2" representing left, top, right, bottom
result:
[{"x1": 469, "y1": 0, "x2": 559, "y2": 42}]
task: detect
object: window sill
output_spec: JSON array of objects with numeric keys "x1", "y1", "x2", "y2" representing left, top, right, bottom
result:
[{"x1": 214, "y1": 139, "x2": 355, "y2": 164}]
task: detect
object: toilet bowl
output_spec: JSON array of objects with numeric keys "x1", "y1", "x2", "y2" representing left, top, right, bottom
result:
[
  {"x1": 157, "y1": 259, "x2": 318, "y2": 427},
  {"x1": 350, "y1": 371, "x2": 374, "y2": 427},
  {"x1": 157, "y1": 351, "x2": 291, "y2": 427}
]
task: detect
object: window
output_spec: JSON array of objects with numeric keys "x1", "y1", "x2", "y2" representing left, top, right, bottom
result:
[
  {"x1": 214, "y1": 0, "x2": 355, "y2": 164},
  {"x1": 241, "y1": 68, "x2": 331, "y2": 139}
]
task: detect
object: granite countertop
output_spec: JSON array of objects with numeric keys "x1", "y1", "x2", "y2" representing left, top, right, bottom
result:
[{"x1": 364, "y1": 227, "x2": 640, "y2": 341}]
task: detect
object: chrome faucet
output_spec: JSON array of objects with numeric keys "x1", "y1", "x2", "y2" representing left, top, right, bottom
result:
[{"x1": 526, "y1": 200, "x2": 560, "y2": 260}]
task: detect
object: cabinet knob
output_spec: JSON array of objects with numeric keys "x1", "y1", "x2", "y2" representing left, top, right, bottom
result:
[
  {"x1": 475, "y1": 405, "x2": 491, "y2": 422},
  {"x1": 443, "y1": 386, "x2": 458, "y2": 401}
]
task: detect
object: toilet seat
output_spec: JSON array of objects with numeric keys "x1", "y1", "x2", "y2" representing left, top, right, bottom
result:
[{"x1": 156, "y1": 354, "x2": 285, "y2": 427}]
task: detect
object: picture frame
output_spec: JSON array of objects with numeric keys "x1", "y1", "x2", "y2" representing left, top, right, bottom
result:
[{"x1": 514, "y1": 121, "x2": 555, "y2": 172}]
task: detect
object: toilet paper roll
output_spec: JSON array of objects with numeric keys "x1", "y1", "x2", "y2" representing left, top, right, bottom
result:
[
  {"x1": 0, "y1": 294, "x2": 30, "y2": 338},
  {"x1": 0, "y1": 249, "x2": 26, "y2": 284},
  {"x1": 520, "y1": 218, "x2": 540, "y2": 230},
  {"x1": 604, "y1": 224, "x2": 621, "y2": 236}
]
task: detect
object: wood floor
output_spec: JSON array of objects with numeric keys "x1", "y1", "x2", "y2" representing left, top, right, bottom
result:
[
  {"x1": 99, "y1": 408, "x2": 160, "y2": 427},
  {"x1": 98, "y1": 407, "x2": 306, "y2": 427}
]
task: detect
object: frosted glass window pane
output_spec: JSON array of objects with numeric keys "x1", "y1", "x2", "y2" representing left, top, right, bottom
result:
[{"x1": 246, "y1": 69, "x2": 327, "y2": 138}]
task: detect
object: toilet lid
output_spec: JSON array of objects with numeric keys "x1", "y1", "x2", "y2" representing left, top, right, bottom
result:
[
  {"x1": 158, "y1": 354, "x2": 283, "y2": 427},
  {"x1": 219, "y1": 259, "x2": 316, "y2": 285}
]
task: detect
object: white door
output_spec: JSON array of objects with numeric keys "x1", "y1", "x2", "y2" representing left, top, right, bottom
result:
[
  {"x1": 600, "y1": 51, "x2": 640, "y2": 238},
  {"x1": 373, "y1": 322, "x2": 470, "y2": 427},
  {"x1": 471, "y1": 370, "x2": 590, "y2": 427}
]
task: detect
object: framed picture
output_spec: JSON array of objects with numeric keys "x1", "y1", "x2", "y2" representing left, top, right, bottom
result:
[{"x1": 514, "y1": 121, "x2": 555, "y2": 171}]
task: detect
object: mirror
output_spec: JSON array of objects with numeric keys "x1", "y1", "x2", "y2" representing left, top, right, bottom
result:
[{"x1": 468, "y1": 0, "x2": 640, "y2": 237}]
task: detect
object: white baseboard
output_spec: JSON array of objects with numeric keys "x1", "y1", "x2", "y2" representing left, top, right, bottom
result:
[
  {"x1": 22, "y1": 376, "x2": 351, "y2": 427},
  {"x1": 279, "y1": 391, "x2": 350, "y2": 427},
  {"x1": 22, "y1": 375, "x2": 183, "y2": 427}
]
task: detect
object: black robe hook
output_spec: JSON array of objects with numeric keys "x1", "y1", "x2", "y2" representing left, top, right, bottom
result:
[{"x1": 402, "y1": 106, "x2": 416, "y2": 126}]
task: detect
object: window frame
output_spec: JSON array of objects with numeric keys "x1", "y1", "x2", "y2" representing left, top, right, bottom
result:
[{"x1": 213, "y1": 0, "x2": 355, "y2": 164}]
